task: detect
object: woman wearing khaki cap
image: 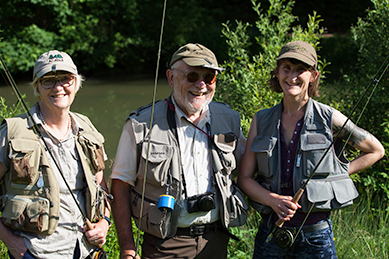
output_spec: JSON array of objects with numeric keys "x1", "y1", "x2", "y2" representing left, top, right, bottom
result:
[
  {"x1": 237, "y1": 41, "x2": 384, "y2": 258},
  {"x1": 0, "y1": 50, "x2": 111, "y2": 259}
]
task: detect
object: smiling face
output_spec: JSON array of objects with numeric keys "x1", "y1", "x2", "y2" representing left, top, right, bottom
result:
[
  {"x1": 276, "y1": 59, "x2": 318, "y2": 100},
  {"x1": 36, "y1": 71, "x2": 76, "y2": 114},
  {"x1": 167, "y1": 60, "x2": 216, "y2": 121}
]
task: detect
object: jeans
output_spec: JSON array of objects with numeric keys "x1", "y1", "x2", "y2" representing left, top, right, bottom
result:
[
  {"x1": 253, "y1": 219, "x2": 337, "y2": 259},
  {"x1": 8, "y1": 250, "x2": 36, "y2": 259}
]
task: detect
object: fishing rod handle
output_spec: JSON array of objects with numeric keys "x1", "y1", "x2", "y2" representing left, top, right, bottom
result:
[
  {"x1": 275, "y1": 188, "x2": 304, "y2": 228},
  {"x1": 86, "y1": 218, "x2": 94, "y2": 230}
]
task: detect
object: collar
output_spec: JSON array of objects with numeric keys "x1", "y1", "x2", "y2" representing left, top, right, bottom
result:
[
  {"x1": 171, "y1": 96, "x2": 211, "y2": 129},
  {"x1": 27, "y1": 103, "x2": 84, "y2": 134}
]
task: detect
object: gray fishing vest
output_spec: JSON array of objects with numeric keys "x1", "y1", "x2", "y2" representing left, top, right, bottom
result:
[
  {"x1": 129, "y1": 98, "x2": 248, "y2": 238},
  {"x1": 250, "y1": 98, "x2": 358, "y2": 213},
  {"x1": 0, "y1": 112, "x2": 107, "y2": 235}
]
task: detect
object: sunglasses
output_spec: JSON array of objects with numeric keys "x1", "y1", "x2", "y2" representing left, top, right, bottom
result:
[
  {"x1": 172, "y1": 68, "x2": 217, "y2": 84},
  {"x1": 40, "y1": 74, "x2": 75, "y2": 90}
]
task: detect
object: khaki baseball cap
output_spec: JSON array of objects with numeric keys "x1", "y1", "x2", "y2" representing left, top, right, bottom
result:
[
  {"x1": 276, "y1": 41, "x2": 317, "y2": 68},
  {"x1": 169, "y1": 43, "x2": 225, "y2": 71},
  {"x1": 33, "y1": 50, "x2": 78, "y2": 80}
]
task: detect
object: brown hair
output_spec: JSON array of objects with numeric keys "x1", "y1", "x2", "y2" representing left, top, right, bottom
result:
[{"x1": 268, "y1": 58, "x2": 320, "y2": 97}]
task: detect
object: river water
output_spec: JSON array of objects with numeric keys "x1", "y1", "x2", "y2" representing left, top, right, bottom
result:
[{"x1": 1, "y1": 75, "x2": 172, "y2": 179}]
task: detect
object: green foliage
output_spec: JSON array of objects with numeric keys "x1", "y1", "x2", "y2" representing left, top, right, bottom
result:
[
  {"x1": 332, "y1": 192, "x2": 389, "y2": 258},
  {"x1": 0, "y1": 97, "x2": 26, "y2": 122},
  {"x1": 337, "y1": 0, "x2": 389, "y2": 204},
  {"x1": 215, "y1": 0, "x2": 328, "y2": 135}
]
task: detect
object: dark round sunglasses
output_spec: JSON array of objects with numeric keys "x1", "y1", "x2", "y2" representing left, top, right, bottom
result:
[{"x1": 172, "y1": 68, "x2": 217, "y2": 84}]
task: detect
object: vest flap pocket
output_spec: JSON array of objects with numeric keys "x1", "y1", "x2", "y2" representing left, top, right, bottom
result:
[
  {"x1": 141, "y1": 140, "x2": 172, "y2": 163},
  {"x1": 214, "y1": 133, "x2": 236, "y2": 153},
  {"x1": 250, "y1": 136, "x2": 277, "y2": 154},
  {"x1": 300, "y1": 133, "x2": 330, "y2": 151},
  {"x1": 10, "y1": 139, "x2": 40, "y2": 153},
  {"x1": 306, "y1": 180, "x2": 334, "y2": 203},
  {"x1": 9, "y1": 139, "x2": 42, "y2": 185},
  {"x1": 1, "y1": 195, "x2": 28, "y2": 220},
  {"x1": 330, "y1": 175, "x2": 359, "y2": 204},
  {"x1": 251, "y1": 136, "x2": 277, "y2": 178},
  {"x1": 1, "y1": 195, "x2": 50, "y2": 233}
]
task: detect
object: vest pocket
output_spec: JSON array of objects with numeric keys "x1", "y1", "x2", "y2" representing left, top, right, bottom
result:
[
  {"x1": 0, "y1": 195, "x2": 50, "y2": 233},
  {"x1": 78, "y1": 136, "x2": 105, "y2": 173},
  {"x1": 138, "y1": 139, "x2": 173, "y2": 187},
  {"x1": 213, "y1": 133, "x2": 237, "y2": 172},
  {"x1": 225, "y1": 182, "x2": 248, "y2": 227},
  {"x1": 300, "y1": 134, "x2": 334, "y2": 177},
  {"x1": 130, "y1": 190, "x2": 172, "y2": 239},
  {"x1": 300, "y1": 174, "x2": 359, "y2": 212},
  {"x1": 9, "y1": 139, "x2": 41, "y2": 186},
  {"x1": 251, "y1": 136, "x2": 277, "y2": 177}
]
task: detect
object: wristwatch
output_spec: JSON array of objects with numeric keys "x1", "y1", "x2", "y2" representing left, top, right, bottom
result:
[{"x1": 103, "y1": 216, "x2": 112, "y2": 227}]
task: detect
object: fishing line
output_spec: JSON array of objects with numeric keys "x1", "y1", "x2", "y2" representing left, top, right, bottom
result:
[
  {"x1": 134, "y1": 0, "x2": 168, "y2": 256},
  {"x1": 290, "y1": 53, "x2": 389, "y2": 245}
]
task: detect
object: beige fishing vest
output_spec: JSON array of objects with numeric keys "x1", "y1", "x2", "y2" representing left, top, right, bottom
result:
[{"x1": 0, "y1": 112, "x2": 107, "y2": 235}]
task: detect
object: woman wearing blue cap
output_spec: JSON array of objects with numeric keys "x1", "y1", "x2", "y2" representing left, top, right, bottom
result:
[
  {"x1": 0, "y1": 50, "x2": 111, "y2": 259},
  {"x1": 237, "y1": 41, "x2": 384, "y2": 258}
]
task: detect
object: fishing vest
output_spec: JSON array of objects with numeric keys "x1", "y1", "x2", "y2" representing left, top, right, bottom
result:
[
  {"x1": 0, "y1": 111, "x2": 107, "y2": 236},
  {"x1": 250, "y1": 98, "x2": 359, "y2": 214},
  {"x1": 129, "y1": 98, "x2": 248, "y2": 239}
]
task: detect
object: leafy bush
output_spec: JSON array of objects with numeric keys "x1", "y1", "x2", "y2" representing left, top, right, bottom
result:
[
  {"x1": 214, "y1": 0, "x2": 329, "y2": 134},
  {"x1": 337, "y1": 0, "x2": 389, "y2": 204}
]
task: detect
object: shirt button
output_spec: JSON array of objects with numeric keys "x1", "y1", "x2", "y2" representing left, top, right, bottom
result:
[
  {"x1": 287, "y1": 160, "x2": 290, "y2": 163},
  {"x1": 287, "y1": 169, "x2": 290, "y2": 172},
  {"x1": 291, "y1": 140, "x2": 294, "y2": 143},
  {"x1": 297, "y1": 123, "x2": 300, "y2": 126},
  {"x1": 294, "y1": 131, "x2": 297, "y2": 134}
]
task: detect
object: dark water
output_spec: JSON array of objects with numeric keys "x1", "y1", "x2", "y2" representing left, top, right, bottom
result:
[{"x1": 1, "y1": 76, "x2": 172, "y2": 179}]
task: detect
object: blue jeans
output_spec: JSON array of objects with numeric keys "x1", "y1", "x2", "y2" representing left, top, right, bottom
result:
[
  {"x1": 8, "y1": 250, "x2": 36, "y2": 259},
  {"x1": 253, "y1": 219, "x2": 337, "y2": 259}
]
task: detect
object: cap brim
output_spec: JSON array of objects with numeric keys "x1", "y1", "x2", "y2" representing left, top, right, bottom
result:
[
  {"x1": 182, "y1": 57, "x2": 225, "y2": 72},
  {"x1": 35, "y1": 64, "x2": 78, "y2": 79},
  {"x1": 276, "y1": 53, "x2": 315, "y2": 67}
]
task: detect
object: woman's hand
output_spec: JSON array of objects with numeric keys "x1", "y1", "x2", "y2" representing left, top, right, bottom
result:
[{"x1": 269, "y1": 193, "x2": 301, "y2": 221}]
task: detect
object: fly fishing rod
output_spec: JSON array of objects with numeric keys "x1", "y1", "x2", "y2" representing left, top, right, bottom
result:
[
  {"x1": 266, "y1": 52, "x2": 389, "y2": 244},
  {"x1": 0, "y1": 54, "x2": 96, "y2": 231}
]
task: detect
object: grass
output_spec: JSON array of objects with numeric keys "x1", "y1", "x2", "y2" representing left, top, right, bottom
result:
[{"x1": 1, "y1": 193, "x2": 388, "y2": 258}]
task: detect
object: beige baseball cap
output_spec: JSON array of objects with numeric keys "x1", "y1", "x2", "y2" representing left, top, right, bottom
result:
[
  {"x1": 169, "y1": 43, "x2": 225, "y2": 71},
  {"x1": 33, "y1": 50, "x2": 78, "y2": 80},
  {"x1": 276, "y1": 41, "x2": 317, "y2": 68}
]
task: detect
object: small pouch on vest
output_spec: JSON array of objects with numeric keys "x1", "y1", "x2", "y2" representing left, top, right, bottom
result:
[
  {"x1": 78, "y1": 135, "x2": 105, "y2": 173},
  {"x1": 9, "y1": 139, "x2": 41, "y2": 185},
  {"x1": 213, "y1": 132, "x2": 237, "y2": 173},
  {"x1": 1, "y1": 194, "x2": 50, "y2": 234},
  {"x1": 130, "y1": 189, "x2": 174, "y2": 239}
]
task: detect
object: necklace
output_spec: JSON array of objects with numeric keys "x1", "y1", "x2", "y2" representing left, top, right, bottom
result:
[{"x1": 38, "y1": 109, "x2": 72, "y2": 141}]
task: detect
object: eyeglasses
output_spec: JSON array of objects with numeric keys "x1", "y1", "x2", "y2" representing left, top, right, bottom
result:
[
  {"x1": 172, "y1": 68, "x2": 217, "y2": 84},
  {"x1": 39, "y1": 74, "x2": 75, "y2": 90}
]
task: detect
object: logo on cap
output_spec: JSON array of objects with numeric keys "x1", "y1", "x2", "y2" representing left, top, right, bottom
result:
[{"x1": 49, "y1": 54, "x2": 64, "y2": 62}]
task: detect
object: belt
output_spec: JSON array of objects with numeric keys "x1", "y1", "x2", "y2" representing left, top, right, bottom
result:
[
  {"x1": 278, "y1": 220, "x2": 330, "y2": 235},
  {"x1": 176, "y1": 221, "x2": 221, "y2": 236},
  {"x1": 176, "y1": 221, "x2": 240, "y2": 241}
]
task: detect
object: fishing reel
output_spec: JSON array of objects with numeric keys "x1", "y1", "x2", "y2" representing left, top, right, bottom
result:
[
  {"x1": 273, "y1": 228, "x2": 294, "y2": 248},
  {"x1": 157, "y1": 178, "x2": 176, "y2": 211}
]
